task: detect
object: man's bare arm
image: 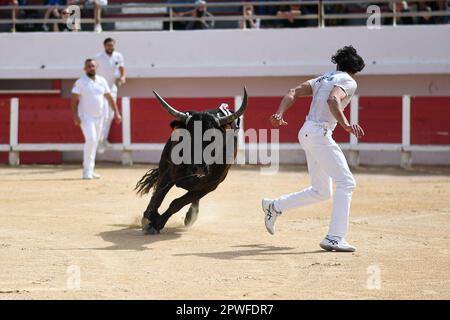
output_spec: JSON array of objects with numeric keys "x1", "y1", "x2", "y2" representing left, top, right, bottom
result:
[
  {"x1": 270, "y1": 81, "x2": 312, "y2": 127},
  {"x1": 119, "y1": 66, "x2": 126, "y2": 84},
  {"x1": 327, "y1": 86, "x2": 364, "y2": 138},
  {"x1": 70, "y1": 93, "x2": 81, "y2": 126}
]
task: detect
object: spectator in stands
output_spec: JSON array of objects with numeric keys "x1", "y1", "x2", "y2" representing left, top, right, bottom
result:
[
  {"x1": 324, "y1": 2, "x2": 345, "y2": 27},
  {"x1": 239, "y1": 3, "x2": 258, "y2": 29},
  {"x1": 42, "y1": 0, "x2": 65, "y2": 32},
  {"x1": 166, "y1": 0, "x2": 193, "y2": 30},
  {"x1": 6, "y1": 0, "x2": 27, "y2": 32},
  {"x1": 418, "y1": 1, "x2": 448, "y2": 24},
  {"x1": 67, "y1": 0, "x2": 106, "y2": 32},
  {"x1": 254, "y1": 0, "x2": 278, "y2": 28},
  {"x1": 342, "y1": 2, "x2": 367, "y2": 26},
  {"x1": 175, "y1": 0, "x2": 214, "y2": 30},
  {"x1": 276, "y1": 4, "x2": 302, "y2": 28},
  {"x1": 95, "y1": 37, "x2": 126, "y2": 153},
  {"x1": 71, "y1": 59, "x2": 121, "y2": 180},
  {"x1": 88, "y1": 0, "x2": 107, "y2": 32},
  {"x1": 386, "y1": 1, "x2": 413, "y2": 25},
  {"x1": 59, "y1": 6, "x2": 80, "y2": 31}
]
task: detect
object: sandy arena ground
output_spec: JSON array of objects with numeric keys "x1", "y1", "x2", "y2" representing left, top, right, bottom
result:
[{"x1": 0, "y1": 164, "x2": 449, "y2": 300}]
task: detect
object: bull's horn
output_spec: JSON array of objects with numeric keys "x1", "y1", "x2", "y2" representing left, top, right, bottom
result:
[
  {"x1": 153, "y1": 90, "x2": 188, "y2": 121},
  {"x1": 218, "y1": 87, "x2": 248, "y2": 126}
]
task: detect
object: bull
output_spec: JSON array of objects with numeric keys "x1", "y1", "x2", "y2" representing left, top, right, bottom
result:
[{"x1": 135, "y1": 88, "x2": 248, "y2": 234}]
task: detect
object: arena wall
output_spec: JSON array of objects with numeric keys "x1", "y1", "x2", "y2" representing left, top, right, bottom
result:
[{"x1": 0, "y1": 26, "x2": 449, "y2": 166}]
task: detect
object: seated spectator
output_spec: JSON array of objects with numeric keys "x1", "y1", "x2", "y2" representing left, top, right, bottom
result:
[
  {"x1": 254, "y1": 0, "x2": 278, "y2": 28},
  {"x1": 67, "y1": 0, "x2": 106, "y2": 32},
  {"x1": 240, "y1": 3, "x2": 258, "y2": 29},
  {"x1": 59, "y1": 6, "x2": 79, "y2": 31},
  {"x1": 166, "y1": 0, "x2": 194, "y2": 30},
  {"x1": 43, "y1": 0, "x2": 65, "y2": 32},
  {"x1": 276, "y1": 5, "x2": 302, "y2": 28},
  {"x1": 386, "y1": 1, "x2": 413, "y2": 25},
  {"x1": 418, "y1": 1, "x2": 448, "y2": 24},
  {"x1": 9, "y1": 0, "x2": 26, "y2": 20},
  {"x1": 324, "y1": 2, "x2": 345, "y2": 27},
  {"x1": 175, "y1": 0, "x2": 214, "y2": 30}
]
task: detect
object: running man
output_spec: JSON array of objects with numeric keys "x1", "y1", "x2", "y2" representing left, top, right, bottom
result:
[
  {"x1": 71, "y1": 59, "x2": 122, "y2": 180},
  {"x1": 262, "y1": 46, "x2": 366, "y2": 252},
  {"x1": 95, "y1": 37, "x2": 126, "y2": 153}
]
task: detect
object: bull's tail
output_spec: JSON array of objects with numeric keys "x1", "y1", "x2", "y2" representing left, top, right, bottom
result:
[{"x1": 135, "y1": 168, "x2": 160, "y2": 196}]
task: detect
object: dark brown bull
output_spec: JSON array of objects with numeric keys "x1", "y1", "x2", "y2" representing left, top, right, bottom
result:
[{"x1": 135, "y1": 88, "x2": 248, "y2": 234}]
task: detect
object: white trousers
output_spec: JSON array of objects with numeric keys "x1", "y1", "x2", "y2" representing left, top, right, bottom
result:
[
  {"x1": 80, "y1": 113, "x2": 104, "y2": 175},
  {"x1": 273, "y1": 121, "x2": 356, "y2": 238},
  {"x1": 100, "y1": 88, "x2": 117, "y2": 144}
]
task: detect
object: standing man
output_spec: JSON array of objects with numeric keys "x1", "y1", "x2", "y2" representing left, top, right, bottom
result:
[
  {"x1": 262, "y1": 46, "x2": 366, "y2": 252},
  {"x1": 95, "y1": 37, "x2": 126, "y2": 153},
  {"x1": 71, "y1": 59, "x2": 122, "y2": 180}
]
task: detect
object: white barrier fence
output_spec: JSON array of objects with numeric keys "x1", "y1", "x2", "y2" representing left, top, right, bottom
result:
[{"x1": 2, "y1": 95, "x2": 450, "y2": 168}]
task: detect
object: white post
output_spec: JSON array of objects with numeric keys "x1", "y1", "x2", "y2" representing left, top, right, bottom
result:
[
  {"x1": 121, "y1": 97, "x2": 133, "y2": 166},
  {"x1": 9, "y1": 98, "x2": 19, "y2": 166},
  {"x1": 234, "y1": 95, "x2": 245, "y2": 165},
  {"x1": 348, "y1": 95, "x2": 360, "y2": 167},
  {"x1": 401, "y1": 95, "x2": 412, "y2": 169}
]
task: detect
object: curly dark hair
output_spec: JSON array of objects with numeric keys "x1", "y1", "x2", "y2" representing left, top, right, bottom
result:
[{"x1": 331, "y1": 46, "x2": 365, "y2": 74}]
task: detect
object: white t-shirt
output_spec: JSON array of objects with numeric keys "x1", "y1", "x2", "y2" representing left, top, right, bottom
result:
[
  {"x1": 95, "y1": 51, "x2": 124, "y2": 90},
  {"x1": 306, "y1": 71, "x2": 357, "y2": 129},
  {"x1": 72, "y1": 74, "x2": 111, "y2": 117}
]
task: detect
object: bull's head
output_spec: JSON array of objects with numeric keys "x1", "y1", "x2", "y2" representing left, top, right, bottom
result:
[
  {"x1": 152, "y1": 87, "x2": 248, "y2": 128},
  {"x1": 152, "y1": 88, "x2": 248, "y2": 177}
]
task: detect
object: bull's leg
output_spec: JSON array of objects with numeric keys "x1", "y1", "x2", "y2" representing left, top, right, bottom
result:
[
  {"x1": 155, "y1": 189, "x2": 212, "y2": 232},
  {"x1": 184, "y1": 199, "x2": 199, "y2": 227},
  {"x1": 142, "y1": 175, "x2": 173, "y2": 235}
]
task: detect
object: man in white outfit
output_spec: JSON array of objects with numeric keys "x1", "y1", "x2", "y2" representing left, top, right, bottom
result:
[
  {"x1": 95, "y1": 37, "x2": 126, "y2": 153},
  {"x1": 262, "y1": 46, "x2": 366, "y2": 252},
  {"x1": 71, "y1": 59, "x2": 122, "y2": 180}
]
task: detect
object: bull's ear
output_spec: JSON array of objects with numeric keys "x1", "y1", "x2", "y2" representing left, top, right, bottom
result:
[{"x1": 169, "y1": 120, "x2": 185, "y2": 129}]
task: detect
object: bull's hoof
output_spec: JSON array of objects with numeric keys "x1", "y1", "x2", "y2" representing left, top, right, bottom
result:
[
  {"x1": 184, "y1": 208, "x2": 199, "y2": 228},
  {"x1": 142, "y1": 224, "x2": 160, "y2": 235},
  {"x1": 141, "y1": 217, "x2": 150, "y2": 229}
]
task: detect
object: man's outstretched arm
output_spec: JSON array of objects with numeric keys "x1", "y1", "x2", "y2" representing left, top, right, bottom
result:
[{"x1": 270, "y1": 81, "x2": 312, "y2": 128}]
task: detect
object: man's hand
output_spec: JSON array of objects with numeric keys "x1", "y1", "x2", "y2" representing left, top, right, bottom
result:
[
  {"x1": 114, "y1": 113, "x2": 122, "y2": 124},
  {"x1": 345, "y1": 124, "x2": 365, "y2": 138},
  {"x1": 73, "y1": 114, "x2": 81, "y2": 126},
  {"x1": 269, "y1": 113, "x2": 288, "y2": 128}
]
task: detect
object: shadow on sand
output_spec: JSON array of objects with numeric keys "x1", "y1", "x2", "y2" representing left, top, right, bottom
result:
[
  {"x1": 173, "y1": 244, "x2": 326, "y2": 260},
  {"x1": 96, "y1": 225, "x2": 186, "y2": 251}
]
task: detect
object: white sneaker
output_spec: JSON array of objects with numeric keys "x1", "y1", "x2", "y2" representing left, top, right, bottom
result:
[
  {"x1": 92, "y1": 172, "x2": 101, "y2": 179},
  {"x1": 83, "y1": 172, "x2": 100, "y2": 180},
  {"x1": 97, "y1": 141, "x2": 112, "y2": 154},
  {"x1": 94, "y1": 23, "x2": 103, "y2": 32},
  {"x1": 320, "y1": 236, "x2": 356, "y2": 252},
  {"x1": 262, "y1": 198, "x2": 281, "y2": 235},
  {"x1": 83, "y1": 173, "x2": 93, "y2": 180},
  {"x1": 97, "y1": 142, "x2": 105, "y2": 154}
]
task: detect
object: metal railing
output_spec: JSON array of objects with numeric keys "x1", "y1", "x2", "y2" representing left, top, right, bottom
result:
[
  {"x1": 2, "y1": 95, "x2": 449, "y2": 168},
  {"x1": 0, "y1": 0, "x2": 449, "y2": 32}
]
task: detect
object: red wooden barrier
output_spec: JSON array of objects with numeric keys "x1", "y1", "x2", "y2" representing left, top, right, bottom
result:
[
  {"x1": 358, "y1": 97, "x2": 402, "y2": 143},
  {"x1": 106, "y1": 99, "x2": 123, "y2": 143},
  {"x1": 411, "y1": 97, "x2": 450, "y2": 145},
  {"x1": 130, "y1": 97, "x2": 234, "y2": 143},
  {"x1": 17, "y1": 97, "x2": 78, "y2": 164},
  {"x1": 0, "y1": 98, "x2": 9, "y2": 144},
  {"x1": 19, "y1": 97, "x2": 83, "y2": 143}
]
